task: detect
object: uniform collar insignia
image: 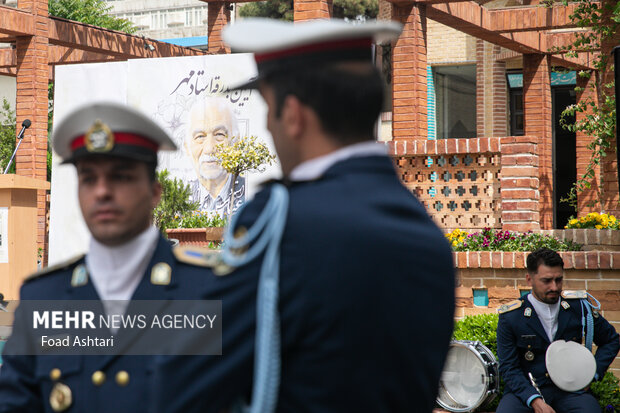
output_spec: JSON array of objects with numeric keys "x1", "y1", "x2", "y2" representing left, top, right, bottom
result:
[
  {"x1": 71, "y1": 264, "x2": 88, "y2": 287},
  {"x1": 151, "y1": 262, "x2": 171, "y2": 285},
  {"x1": 561, "y1": 301, "x2": 570, "y2": 310}
]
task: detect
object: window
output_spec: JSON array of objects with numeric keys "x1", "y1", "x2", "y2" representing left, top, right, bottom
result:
[
  {"x1": 510, "y1": 89, "x2": 524, "y2": 136},
  {"x1": 433, "y1": 65, "x2": 477, "y2": 139},
  {"x1": 473, "y1": 289, "x2": 489, "y2": 307}
]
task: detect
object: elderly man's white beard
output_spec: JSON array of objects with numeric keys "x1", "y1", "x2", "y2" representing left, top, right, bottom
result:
[{"x1": 198, "y1": 153, "x2": 227, "y2": 181}]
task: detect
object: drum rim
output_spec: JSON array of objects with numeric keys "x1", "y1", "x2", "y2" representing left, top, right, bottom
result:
[{"x1": 436, "y1": 340, "x2": 497, "y2": 412}]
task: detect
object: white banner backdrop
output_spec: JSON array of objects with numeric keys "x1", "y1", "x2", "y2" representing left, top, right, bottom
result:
[{"x1": 49, "y1": 54, "x2": 280, "y2": 266}]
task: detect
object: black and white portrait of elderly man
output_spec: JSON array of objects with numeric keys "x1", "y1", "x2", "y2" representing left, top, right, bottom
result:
[{"x1": 184, "y1": 97, "x2": 245, "y2": 216}]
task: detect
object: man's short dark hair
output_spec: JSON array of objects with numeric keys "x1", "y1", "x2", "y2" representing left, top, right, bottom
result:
[
  {"x1": 145, "y1": 161, "x2": 157, "y2": 182},
  {"x1": 526, "y1": 248, "x2": 564, "y2": 274},
  {"x1": 264, "y1": 63, "x2": 384, "y2": 145}
]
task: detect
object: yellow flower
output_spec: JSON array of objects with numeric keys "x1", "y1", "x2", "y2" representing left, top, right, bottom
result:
[
  {"x1": 569, "y1": 219, "x2": 578, "y2": 225},
  {"x1": 595, "y1": 225, "x2": 603, "y2": 229}
]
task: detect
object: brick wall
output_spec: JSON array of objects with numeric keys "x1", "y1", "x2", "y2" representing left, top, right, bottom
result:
[
  {"x1": 293, "y1": 0, "x2": 332, "y2": 21},
  {"x1": 476, "y1": 41, "x2": 509, "y2": 137},
  {"x1": 454, "y1": 250, "x2": 620, "y2": 375},
  {"x1": 491, "y1": 45, "x2": 508, "y2": 137},
  {"x1": 207, "y1": 2, "x2": 230, "y2": 54},
  {"x1": 16, "y1": 0, "x2": 50, "y2": 264},
  {"x1": 427, "y1": 19, "x2": 476, "y2": 64},
  {"x1": 391, "y1": 3, "x2": 427, "y2": 140},
  {"x1": 389, "y1": 136, "x2": 541, "y2": 233},
  {"x1": 523, "y1": 54, "x2": 553, "y2": 229},
  {"x1": 476, "y1": 39, "x2": 485, "y2": 137},
  {"x1": 378, "y1": 0, "x2": 391, "y2": 21}
]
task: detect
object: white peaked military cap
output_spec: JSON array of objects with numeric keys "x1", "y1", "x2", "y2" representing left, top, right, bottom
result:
[
  {"x1": 545, "y1": 339, "x2": 596, "y2": 392},
  {"x1": 222, "y1": 18, "x2": 403, "y2": 89},
  {"x1": 52, "y1": 102, "x2": 176, "y2": 164}
]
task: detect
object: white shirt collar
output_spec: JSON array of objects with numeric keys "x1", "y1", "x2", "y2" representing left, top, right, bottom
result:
[
  {"x1": 288, "y1": 140, "x2": 387, "y2": 182},
  {"x1": 86, "y1": 226, "x2": 160, "y2": 302},
  {"x1": 528, "y1": 293, "x2": 561, "y2": 342}
]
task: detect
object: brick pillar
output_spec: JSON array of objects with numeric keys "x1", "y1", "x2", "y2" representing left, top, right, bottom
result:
[
  {"x1": 391, "y1": 3, "x2": 427, "y2": 140},
  {"x1": 599, "y1": 2, "x2": 620, "y2": 216},
  {"x1": 492, "y1": 45, "x2": 508, "y2": 136},
  {"x1": 378, "y1": 0, "x2": 392, "y2": 20},
  {"x1": 294, "y1": 0, "x2": 332, "y2": 21},
  {"x1": 575, "y1": 74, "x2": 600, "y2": 214},
  {"x1": 477, "y1": 41, "x2": 508, "y2": 138},
  {"x1": 16, "y1": 0, "x2": 49, "y2": 263},
  {"x1": 523, "y1": 54, "x2": 552, "y2": 229},
  {"x1": 500, "y1": 136, "x2": 541, "y2": 232},
  {"x1": 207, "y1": 2, "x2": 230, "y2": 54},
  {"x1": 475, "y1": 39, "x2": 484, "y2": 137}
]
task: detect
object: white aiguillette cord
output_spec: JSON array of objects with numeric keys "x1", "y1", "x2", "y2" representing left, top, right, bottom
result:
[{"x1": 223, "y1": 184, "x2": 289, "y2": 413}]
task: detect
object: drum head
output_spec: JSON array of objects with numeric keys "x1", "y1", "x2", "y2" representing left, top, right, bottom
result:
[{"x1": 437, "y1": 341, "x2": 496, "y2": 412}]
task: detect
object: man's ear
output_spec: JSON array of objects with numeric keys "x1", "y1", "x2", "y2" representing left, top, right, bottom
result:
[
  {"x1": 525, "y1": 273, "x2": 533, "y2": 287},
  {"x1": 152, "y1": 180, "x2": 163, "y2": 209},
  {"x1": 281, "y1": 95, "x2": 305, "y2": 139}
]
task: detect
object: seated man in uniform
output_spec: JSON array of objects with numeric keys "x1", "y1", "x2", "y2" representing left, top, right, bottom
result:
[
  {"x1": 152, "y1": 18, "x2": 456, "y2": 413},
  {"x1": 0, "y1": 103, "x2": 214, "y2": 413},
  {"x1": 496, "y1": 247, "x2": 620, "y2": 413}
]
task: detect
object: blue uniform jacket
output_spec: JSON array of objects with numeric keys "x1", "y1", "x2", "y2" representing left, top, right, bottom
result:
[
  {"x1": 151, "y1": 155, "x2": 457, "y2": 413},
  {"x1": 0, "y1": 235, "x2": 211, "y2": 413},
  {"x1": 497, "y1": 294, "x2": 620, "y2": 406}
]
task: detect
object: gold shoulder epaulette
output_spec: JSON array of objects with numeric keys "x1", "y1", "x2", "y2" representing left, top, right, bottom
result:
[
  {"x1": 24, "y1": 254, "x2": 85, "y2": 283},
  {"x1": 498, "y1": 300, "x2": 522, "y2": 314},
  {"x1": 561, "y1": 290, "x2": 587, "y2": 299},
  {"x1": 173, "y1": 245, "x2": 220, "y2": 268}
]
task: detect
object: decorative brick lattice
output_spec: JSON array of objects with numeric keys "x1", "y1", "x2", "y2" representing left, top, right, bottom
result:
[{"x1": 395, "y1": 152, "x2": 501, "y2": 231}]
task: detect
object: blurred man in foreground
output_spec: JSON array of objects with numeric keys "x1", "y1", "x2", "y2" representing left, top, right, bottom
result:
[{"x1": 153, "y1": 18, "x2": 456, "y2": 413}]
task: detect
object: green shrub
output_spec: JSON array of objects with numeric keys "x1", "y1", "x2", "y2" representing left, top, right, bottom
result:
[
  {"x1": 153, "y1": 170, "x2": 198, "y2": 233},
  {"x1": 174, "y1": 211, "x2": 227, "y2": 229},
  {"x1": 153, "y1": 169, "x2": 228, "y2": 234},
  {"x1": 453, "y1": 313, "x2": 499, "y2": 357},
  {"x1": 446, "y1": 228, "x2": 582, "y2": 252},
  {"x1": 591, "y1": 371, "x2": 620, "y2": 411},
  {"x1": 0, "y1": 99, "x2": 16, "y2": 174}
]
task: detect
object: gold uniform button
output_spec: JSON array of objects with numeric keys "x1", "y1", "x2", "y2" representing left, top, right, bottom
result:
[
  {"x1": 49, "y1": 382, "x2": 72, "y2": 412},
  {"x1": 50, "y1": 368, "x2": 62, "y2": 381},
  {"x1": 91, "y1": 371, "x2": 106, "y2": 386},
  {"x1": 116, "y1": 370, "x2": 130, "y2": 387},
  {"x1": 545, "y1": 373, "x2": 549, "y2": 377}
]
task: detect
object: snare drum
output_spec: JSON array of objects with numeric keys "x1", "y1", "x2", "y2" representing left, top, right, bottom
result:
[{"x1": 436, "y1": 340, "x2": 499, "y2": 412}]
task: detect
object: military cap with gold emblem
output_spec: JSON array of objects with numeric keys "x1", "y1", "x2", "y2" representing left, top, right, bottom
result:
[
  {"x1": 52, "y1": 102, "x2": 176, "y2": 164},
  {"x1": 222, "y1": 18, "x2": 402, "y2": 90}
]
